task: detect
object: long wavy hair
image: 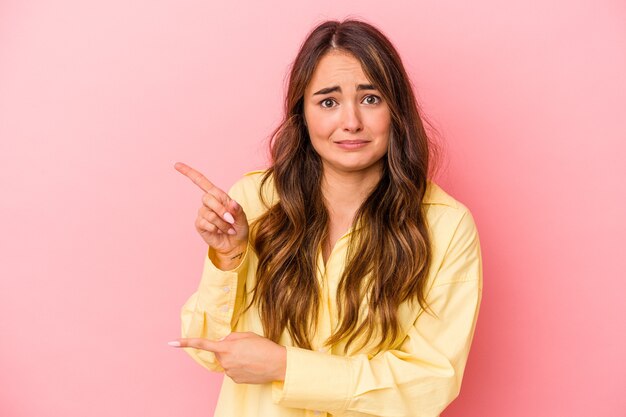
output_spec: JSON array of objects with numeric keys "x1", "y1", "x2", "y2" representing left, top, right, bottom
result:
[{"x1": 246, "y1": 19, "x2": 440, "y2": 354}]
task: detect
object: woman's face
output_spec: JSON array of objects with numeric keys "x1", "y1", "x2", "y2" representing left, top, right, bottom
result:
[{"x1": 303, "y1": 50, "x2": 391, "y2": 176}]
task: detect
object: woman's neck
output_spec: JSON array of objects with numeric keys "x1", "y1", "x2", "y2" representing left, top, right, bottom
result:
[{"x1": 321, "y1": 163, "x2": 382, "y2": 219}]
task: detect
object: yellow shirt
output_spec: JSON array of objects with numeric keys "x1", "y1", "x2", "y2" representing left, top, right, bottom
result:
[{"x1": 180, "y1": 170, "x2": 483, "y2": 417}]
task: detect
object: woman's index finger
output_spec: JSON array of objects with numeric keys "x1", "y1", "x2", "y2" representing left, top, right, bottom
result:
[
  {"x1": 172, "y1": 338, "x2": 227, "y2": 353},
  {"x1": 174, "y1": 162, "x2": 220, "y2": 194}
]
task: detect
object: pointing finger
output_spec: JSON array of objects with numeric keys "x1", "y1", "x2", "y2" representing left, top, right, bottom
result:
[
  {"x1": 168, "y1": 338, "x2": 226, "y2": 353},
  {"x1": 174, "y1": 162, "x2": 224, "y2": 197}
]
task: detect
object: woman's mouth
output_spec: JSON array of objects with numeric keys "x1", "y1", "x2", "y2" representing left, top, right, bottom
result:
[{"x1": 334, "y1": 140, "x2": 370, "y2": 150}]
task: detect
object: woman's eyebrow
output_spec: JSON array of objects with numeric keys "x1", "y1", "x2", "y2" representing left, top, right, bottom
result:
[{"x1": 312, "y1": 84, "x2": 377, "y2": 95}]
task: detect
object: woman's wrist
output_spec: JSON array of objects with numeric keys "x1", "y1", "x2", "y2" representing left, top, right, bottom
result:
[
  {"x1": 210, "y1": 243, "x2": 247, "y2": 271},
  {"x1": 273, "y1": 345, "x2": 287, "y2": 382}
]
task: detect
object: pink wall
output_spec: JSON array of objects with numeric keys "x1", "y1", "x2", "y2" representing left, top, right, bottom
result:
[{"x1": 1, "y1": 1, "x2": 625, "y2": 416}]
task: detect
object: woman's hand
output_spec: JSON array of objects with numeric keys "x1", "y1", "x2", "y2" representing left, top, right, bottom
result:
[
  {"x1": 174, "y1": 162, "x2": 249, "y2": 265},
  {"x1": 169, "y1": 332, "x2": 287, "y2": 384}
]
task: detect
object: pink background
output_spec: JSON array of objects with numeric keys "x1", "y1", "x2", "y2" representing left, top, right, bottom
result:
[{"x1": 1, "y1": 1, "x2": 625, "y2": 416}]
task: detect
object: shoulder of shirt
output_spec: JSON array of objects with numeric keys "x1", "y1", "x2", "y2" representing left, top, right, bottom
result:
[
  {"x1": 423, "y1": 181, "x2": 476, "y2": 236},
  {"x1": 424, "y1": 179, "x2": 464, "y2": 210},
  {"x1": 228, "y1": 169, "x2": 277, "y2": 211},
  {"x1": 231, "y1": 169, "x2": 271, "y2": 192},
  {"x1": 240, "y1": 169, "x2": 269, "y2": 180}
]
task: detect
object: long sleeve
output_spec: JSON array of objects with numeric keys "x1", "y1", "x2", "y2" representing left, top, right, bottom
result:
[
  {"x1": 179, "y1": 177, "x2": 256, "y2": 373},
  {"x1": 180, "y1": 244, "x2": 250, "y2": 372},
  {"x1": 271, "y1": 208, "x2": 483, "y2": 417}
]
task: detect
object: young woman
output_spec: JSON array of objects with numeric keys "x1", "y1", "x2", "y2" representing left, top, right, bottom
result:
[{"x1": 169, "y1": 19, "x2": 483, "y2": 417}]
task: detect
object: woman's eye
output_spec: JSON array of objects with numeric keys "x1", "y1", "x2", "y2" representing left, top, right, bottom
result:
[
  {"x1": 319, "y1": 95, "x2": 380, "y2": 108},
  {"x1": 363, "y1": 95, "x2": 381, "y2": 105},
  {"x1": 320, "y1": 98, "x2": 336, "y2": 108}
]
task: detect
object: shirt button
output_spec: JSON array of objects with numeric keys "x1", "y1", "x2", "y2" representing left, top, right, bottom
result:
[
  {"x1": 220, "y1": 305, "x2": 229, "y2": 312},
  {"x1": 222, "y1": 286, "x2": 230, "y2": 293},
  {"x1": 313, "y1": 411, "x2": 321, "y2": 416},
  {"x1": 317, "y1": 348, "x2": 326, "y2": 353}
]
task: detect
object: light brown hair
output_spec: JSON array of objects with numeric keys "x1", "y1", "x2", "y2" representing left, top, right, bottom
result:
[{"x1": 246, "y1": 19, "x2": 440, "y2": 354}]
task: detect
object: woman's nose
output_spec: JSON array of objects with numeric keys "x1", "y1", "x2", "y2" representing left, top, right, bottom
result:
[{"x1": 341, "y1": 103, "x2": 363, "y2": 132}]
